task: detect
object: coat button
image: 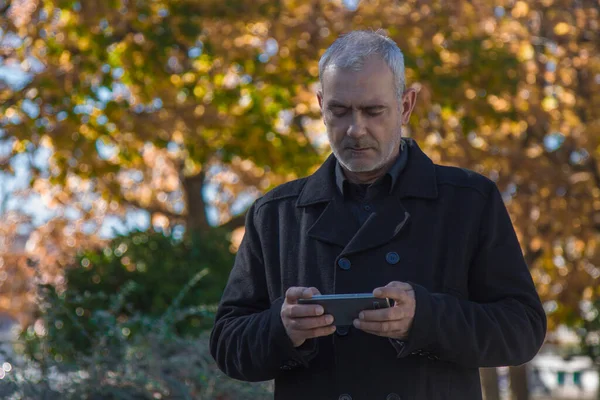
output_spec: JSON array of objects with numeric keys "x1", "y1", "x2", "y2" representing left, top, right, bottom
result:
[
  {"x1": 339, "y1": 395, "x2": 352, "y2": 400},
  {"x1": 337, "y1": 257, "x2": 351, "y2": 270},
  {"x1": 386, "y1": 394, "x2": 401, "y2": 400},
  {"x1": 385, "y1": 252, "x2": 400, "y2": 265}
]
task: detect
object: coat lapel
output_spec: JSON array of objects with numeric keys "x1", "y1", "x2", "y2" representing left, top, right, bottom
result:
[
  {"x1": 297, "y1": 139, "x2": 438, "y2": 253},
  {"x1": 339, "y1": 140, "x2": 438, "y2": 255},
  {"x1": 298, "y1": 153, "x2": 357, "y2": 248},
  {"x1": 306, "y1": 195, "x2": 359, "y2": 248},
  {"x1": 342, "y1": 194, "x2": 411, "y2": 256}
]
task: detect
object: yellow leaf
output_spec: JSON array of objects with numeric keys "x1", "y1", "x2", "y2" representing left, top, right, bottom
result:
[
  {"x1": 183, "y1": 72, "x2": 196, "y2": 84},
  {"x1": 554, "y1": 22, "x2": 570, "y2": 35},
  {"x1": 432, "y1": 33, "x2": 444, "y2": 47},
  {"x1": 170, "y1": 75, "x2": 182, "y2": 86},
  {"x1": 12, "y1": 140, "x2": 26, "y2": 153},
  {"x1": 518, "y1": 43, "x2": 534, "y2": 61},
  {"x1": 40, "y1": 135, "x2": 54, "y2": 150},
  {"x1": 5, "y1": 107, "x2": 16, "y2": 118},
  {"x1": 59, "y1": 10, "x2": 73, "y2": 24},
  {"x1": 511, "y1": 1, "x2": 529, "y2": 18},
  {"x1": 78, "y1": 36, "x2": 90, "y2": 51},
  {"x1": 193, "y1": 85, "x2": 205, "y2": 98},
  {"x1": 541, "y1": 96, "x2": 558, "y2": 111}
]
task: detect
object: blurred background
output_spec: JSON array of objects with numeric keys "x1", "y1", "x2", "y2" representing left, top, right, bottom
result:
[{"x1": 0, "y1": 0, "x2": 599, "y2": 399}]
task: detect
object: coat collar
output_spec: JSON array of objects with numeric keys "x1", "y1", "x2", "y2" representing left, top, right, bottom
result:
[
  {"x1": 297, "y1": 139, "x2": 439, "y2": 255},
  {"x1": 335, "y1": 139, "x2": 409, "y2": 196},
  {"x1": 296, "y1": 138, "x2": 438, "y2": 208}
]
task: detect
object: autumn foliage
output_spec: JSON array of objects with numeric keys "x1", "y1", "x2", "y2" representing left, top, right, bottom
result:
[{"x1": 1, "y1": 0, "x2": 600, "y2": 390}]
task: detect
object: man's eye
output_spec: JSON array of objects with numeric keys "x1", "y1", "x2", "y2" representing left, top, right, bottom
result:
[
  {"x1": 366, "y1": 109, "x2": 384, "y2": 116},
  {"x1": 330, "y1": 108, "x2": 347, "y2": 116}
]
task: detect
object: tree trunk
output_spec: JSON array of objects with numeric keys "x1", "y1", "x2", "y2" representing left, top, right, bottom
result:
[
  {"x1": 480, "y1": 367, "x2": 501, "y2": 400},
  {"x1": 183, "y1": 171, "x2": 210, "y2": 232},
  {"x1": 509, "y1": 364, "x2": 529, "y2": 400}
]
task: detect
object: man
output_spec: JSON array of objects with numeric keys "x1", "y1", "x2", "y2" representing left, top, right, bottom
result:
[{"x1": 210, "y1": 30, "x2": 546, "y2": 400}]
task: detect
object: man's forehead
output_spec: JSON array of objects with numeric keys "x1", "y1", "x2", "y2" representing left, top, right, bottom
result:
[
  {"x1": 321, "y1": 62, "x2": 395, "y2": 99},
  {"x1": 321, "y1": 74, "x2": 396, "y2": 106}
]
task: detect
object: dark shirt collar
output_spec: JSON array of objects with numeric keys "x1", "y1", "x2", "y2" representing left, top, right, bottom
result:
[
  {"x1": 335, "y1": 139, "x2": 409, "y2": 196},
  {"x1": 296, "y1": 138, "x2": 437, "y2": 208}
]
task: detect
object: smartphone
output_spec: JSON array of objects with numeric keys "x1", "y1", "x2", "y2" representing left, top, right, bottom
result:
[{"x1": 298, "y1": 293, "x2": 391, "y2": 326}]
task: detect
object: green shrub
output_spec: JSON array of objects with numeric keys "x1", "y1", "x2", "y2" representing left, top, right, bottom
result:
[
  {"x1": 29, "y1": 228, "x2": 235, "y2": 360},
  {"x1": 2, "y1": 255, "x2": 273, "y2": 399}
]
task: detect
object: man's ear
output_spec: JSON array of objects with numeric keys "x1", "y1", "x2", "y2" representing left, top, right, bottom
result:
[
  {"x1": 400, "y1": 88, "x2": 418, "y2": 125},
  {"x1": 317, "y1": 90, "x2": 326, "y2": 124},
  {"x1": 317, "y1": 90, "x2": 324, "y2": 110}
]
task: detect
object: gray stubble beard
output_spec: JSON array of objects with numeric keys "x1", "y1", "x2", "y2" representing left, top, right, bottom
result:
[{"x1": 333, "y1": 127, "x2": 403, "y2": 173}]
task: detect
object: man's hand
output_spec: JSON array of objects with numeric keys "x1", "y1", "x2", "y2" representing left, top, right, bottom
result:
[
  {"x1": 353, "y1": 281, "x2": 416, "y2": 340},
  {"x1": 281, "y1": 287, "x2": 336, "y2": 348}
]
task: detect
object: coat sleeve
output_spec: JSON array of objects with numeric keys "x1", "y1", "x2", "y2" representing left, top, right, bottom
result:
[
  {"x1": 396, "y1": 183, "x2": 547, "y2": 368},
  {"x1": 209, "y1": 202, "x2": 318, "y2": 382}
]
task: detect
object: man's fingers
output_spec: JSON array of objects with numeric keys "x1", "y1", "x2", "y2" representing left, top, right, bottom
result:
[
  {"x1": 285, "y1": 287, "x2": 305, "y2": 303},
  {"x1": 285, "y1": 286, "x2": 320, "y2": 303},
  {"x1": 289, "y1": 314, "x2": 334, "y2": 330},
  {"x1": 373, "y1": 285, "x2": 414, "y2": 303},
  {"x1": 306, "y1": 325, "x2": 337, "y2": 338},
  {"x1": 350, "y1": 281, "x2": 416, "y2": 340},
  {"x1": 285, "y1": 304, "x2": 325, "y2": 318},
  {"x1": 384, "y1": 281, "x2": 413, "y2": 290},
  {"x1": 358, "y1": 307, "x2": 404, "y2": 322},
  {"x1": 308, "y1": 287, "x2": 321, "y2": 296},
  {"x1": 283, "y1": 287, "x2": 328, "y2": 345},
  {"x1": 287, "y1": 323, "x2": 336, "y2": 347}
]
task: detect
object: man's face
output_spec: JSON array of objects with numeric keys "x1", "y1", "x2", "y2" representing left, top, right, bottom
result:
[{"x1": 318, "y1": 56, "x2": 415, "y2": 173}]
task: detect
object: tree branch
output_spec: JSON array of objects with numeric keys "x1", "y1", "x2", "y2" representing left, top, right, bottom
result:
[
  {"x1": 121, "y1": 197, "x2": 186, "y2": 224},
  {"x1": 228, "y1": 162, "x2": 268, "y2": 188},
  {"x1": 95, "y1": 177, "x2": 188, "y2": 224},
  {"x1": 219, "y1": 212, "x2": 247, "y2": 231}
]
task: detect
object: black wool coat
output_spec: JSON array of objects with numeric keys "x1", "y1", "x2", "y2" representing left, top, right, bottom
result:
[{"x1": 210, "y1": 140, "x2": 547, "y2": 400}]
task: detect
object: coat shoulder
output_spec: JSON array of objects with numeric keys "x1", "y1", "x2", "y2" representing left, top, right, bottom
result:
[
  {"x1": 254, "y1": 177, "x2": 308, "y2": 212},
  {"x1": 435, "y1": 165, "x2": 495, "y2": 199}
]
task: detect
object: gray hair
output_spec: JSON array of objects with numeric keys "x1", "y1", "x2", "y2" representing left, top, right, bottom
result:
[{"x1": 318, "y1": 30, "x2": 406, "y2": 100}]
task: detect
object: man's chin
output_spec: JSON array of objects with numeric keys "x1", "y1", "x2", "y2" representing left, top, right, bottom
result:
[{"x1": 340, "y1": 160, "x2": 378, "y2": 173}]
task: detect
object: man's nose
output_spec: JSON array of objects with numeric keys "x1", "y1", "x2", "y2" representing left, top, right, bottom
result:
[{"x1": 346, "y1": 110, "x2": 367, "y2": 138}]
